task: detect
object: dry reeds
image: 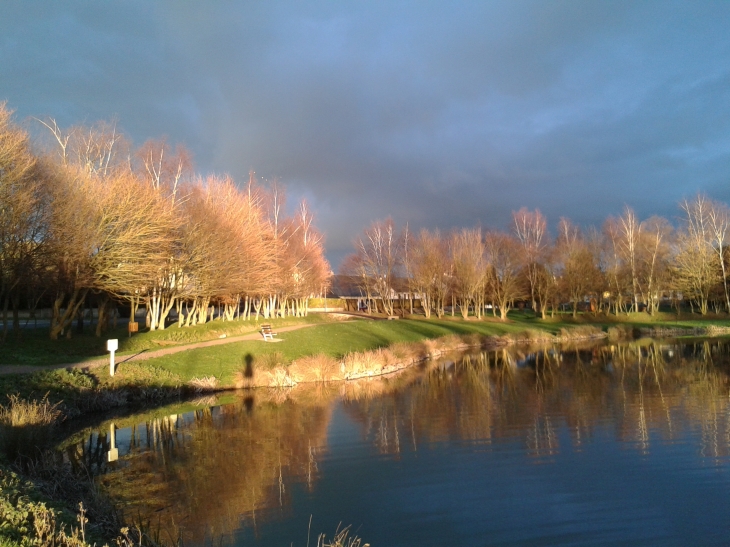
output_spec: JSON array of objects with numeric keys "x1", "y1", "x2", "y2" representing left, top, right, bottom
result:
[
  {"x1": 389, "y1": 341, "x2": 422, "y2": 363},
  {"x1": 317, "y1": 526, "x2": 369, "y2": 547},
  {"x1": 0, "y1": 394, "x2": 62, "y2": 427},
  {"x1": 290, "y1": 354, "x2": 341, "y2": 383},
  {"x1": 188, "y1": 376, "x2": 219, "y2": 392}
]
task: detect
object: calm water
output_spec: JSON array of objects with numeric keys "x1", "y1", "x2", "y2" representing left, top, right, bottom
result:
[{"x1": 60, "y1": 339, "x2": 730, "y2": 546}]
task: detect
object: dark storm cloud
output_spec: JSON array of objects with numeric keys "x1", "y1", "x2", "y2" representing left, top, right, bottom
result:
[{"x1": 2, "y1": 1, "x2": 729, "y2": 266}]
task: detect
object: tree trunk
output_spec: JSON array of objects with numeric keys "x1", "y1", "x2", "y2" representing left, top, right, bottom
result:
[
  {"x1": 129, "y1": 294, "x2": 140, "y2": 326},
  {"x1": 95, "y1": 296, "x2": 110, "y2": 337},
  {"x1": 149, "y1": 289, "x2": 160, "y2": 331},
  {"x1": 242, "y1": 296, "x2": 250, "y2": 321},
  {"x1": 1, "y1": 295, "x2": 9, "y2": 343},
  {"x1": 185, "y1": 300, "x2": 198, "y2": 327},
  {"x1": 176, "y1": 299, "x2": 184, "y2": 327},
  {"x1": 50, "y1": 289, "x2": 87, "y2": 340},
  {"x1": 197, "y1": 297, "x2": 211, "y2": 324},
  {"x1": 460, "y1": 297, "x2": 469, "y2": 319},
  {"x1": 157, "y1": 295, "x2": 176, "y2": 329},
  {"x1": 499, "y1": 300, "x2": 508, "y2": 320},
  {"x1": 11, "y1": 293, "x2": 20, "y2": 338}
]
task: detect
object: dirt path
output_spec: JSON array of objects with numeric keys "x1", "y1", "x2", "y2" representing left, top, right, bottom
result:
[{"x1": 0, "y1": 323, "x2": 317, "y2": 376}]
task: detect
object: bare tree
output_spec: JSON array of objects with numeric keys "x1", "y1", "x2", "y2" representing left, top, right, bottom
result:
[
  {"x1": 37, "y1": 117, "x2": 130, "y2": 177},
  {"x1": 0, "y1": 103, "x2": 50, "y2": 339},
  {"x1": 340, "y1": 252, "x2": 374, "y2": 313},
  {"x1": 409, "y1": 229, "x2": 449, "y2": 318},
  {"x1": 286, "y1": 200, "x2": 331, "y2": 316},
  {"x1": 136, "y1": 137, "x2": 193, "y2": 205},
  {"x1": 674, "y1": 195, "x2": 719, "y2": 315},
  {"x1": 45, "y1": 165, "x2": 102, "y2": 339},
  {"x1": 532, "y1": 241, "x2": 558, "y2": 319},
  {"x1": 512, "y1": 208, "x2": 547, "y2": 313},
  {"x1": 174, "y1": 178, "x2": 250, "y2": 327},
  {"x1": 484, "y1": 231, "x2": 525, "y2": 320},
  {"x1": 449, "y1": 228, "x2": 486, "y2": 319},
  {"x1": 602, "y1": 217, "x2": 630, "y2": 315},
  {"x1": 617, "y1": 206, "x2": 642, "y2": 312},
  {"x1": 639, "y1": 216, "x2": 673, "y2": 315},
  {"x1": 352, "y1": 218, "x2": 402, "y2": 316},
  {"x1": 556, "y1": 219, "x2": 603, "y2": 317},
  {"x1": 706, "y1": 199, "x2": 730, "y2": 312}
]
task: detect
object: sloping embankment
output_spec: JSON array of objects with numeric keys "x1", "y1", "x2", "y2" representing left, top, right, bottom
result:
[{"x1": 235, "y1": 326, "x2": 606, "y2": 388}]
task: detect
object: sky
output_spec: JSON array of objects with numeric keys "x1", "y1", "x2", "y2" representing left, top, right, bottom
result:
[{"x1": 1, "y1": 1, "x2": 729, "y2": 267}]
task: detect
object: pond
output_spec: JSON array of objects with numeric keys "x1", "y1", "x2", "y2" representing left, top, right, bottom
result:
[{"x1": 58, "y1": 339, "x2": 730, "y2": 546}]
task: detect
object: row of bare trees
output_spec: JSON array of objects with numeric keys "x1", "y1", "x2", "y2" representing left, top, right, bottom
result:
[
  {"x1": 0, "y1": 103, "x2": 330, "y2": 340},
  {"x1": 344, "y1": 198, "x2": 730, "y2": 320}
]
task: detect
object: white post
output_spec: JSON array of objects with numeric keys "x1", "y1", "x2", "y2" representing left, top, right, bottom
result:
[{"x1": 107, "y1": 339, "x2": 118, "y2": 376}]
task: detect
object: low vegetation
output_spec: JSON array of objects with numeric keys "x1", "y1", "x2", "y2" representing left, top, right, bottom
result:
[
  {"x1": 0, "y1": 394, "x2": 62, "y2": 428},
  {"x1": 0, "y1": 467, "x2": 126, "y2": 547},
  {"x1": 317, "y1": 527, "x2": 369, "y2": 547},
  {"x1": 1, "y1": 462, "x2": 367, "y2": 547}
]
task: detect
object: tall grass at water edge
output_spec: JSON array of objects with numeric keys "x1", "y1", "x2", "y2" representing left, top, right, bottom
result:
[
  {"x1": 317, "y1": 526, "x2": 369, "y2": 547},
  {"x1": 0, "y1": 394, "x2": 62, "y2": 428}
]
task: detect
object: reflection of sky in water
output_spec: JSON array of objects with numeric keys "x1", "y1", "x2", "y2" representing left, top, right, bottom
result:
[{"x1": 73, "y1": 340, "x2": 730, "y2": 546}]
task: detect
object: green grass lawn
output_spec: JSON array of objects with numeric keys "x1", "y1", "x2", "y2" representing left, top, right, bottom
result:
[
  {"x1": 3, "y1": 310, "x2": 730, "y2": 386},
  {"x1": 131, "y1": 314, "x2": 597, "y2": 384},
  {"x1": 0, "y1": 313, "x2": 330, "y2": 367}
]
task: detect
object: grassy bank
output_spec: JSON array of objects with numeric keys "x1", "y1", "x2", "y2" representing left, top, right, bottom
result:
[
  {"x1": 0, "y1": 313, "x2": 331, "y2": 367},
  {"x1": 82, "y1": 311, "x2": 730, "y2": 386},
  {"x1": 3, "y1": 311, "x2": 730, "y2": 399},
  {"x1": 3, "y1": 309, "x2": 728, "y2": 367}
]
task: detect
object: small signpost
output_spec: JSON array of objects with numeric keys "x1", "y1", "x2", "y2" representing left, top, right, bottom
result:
[{"x1": 107, "y1": 339, "x2": 118, "y2": 376}]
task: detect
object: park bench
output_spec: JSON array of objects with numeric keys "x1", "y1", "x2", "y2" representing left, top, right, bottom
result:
[{"x1": 261, "y1": 324, "x2": 277, "y2": 341}]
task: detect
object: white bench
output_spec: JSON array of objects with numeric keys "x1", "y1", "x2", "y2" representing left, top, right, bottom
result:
[{"x1": 261, "y1": 324, "x2": 277, "y2": 341}]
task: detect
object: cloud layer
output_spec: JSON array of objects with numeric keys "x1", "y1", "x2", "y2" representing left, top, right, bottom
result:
[{"x1": 2, "y1": 1, "x2": 729, "y2": 266}]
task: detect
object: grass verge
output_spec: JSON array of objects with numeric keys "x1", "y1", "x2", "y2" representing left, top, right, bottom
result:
[{"x1": 0, "y1": 314, "x2": 331, "y2": 367}]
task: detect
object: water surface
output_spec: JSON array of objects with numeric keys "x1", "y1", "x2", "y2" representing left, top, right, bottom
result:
[{"x1": 61, "y1": 339, "x2": 730, "y2": 546}]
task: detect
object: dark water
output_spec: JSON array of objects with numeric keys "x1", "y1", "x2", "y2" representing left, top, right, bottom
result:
[{"x1": 60, "y1": 339, "x2": 730, "y2": 546}]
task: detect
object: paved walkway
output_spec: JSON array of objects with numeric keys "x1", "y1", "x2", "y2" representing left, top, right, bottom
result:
[{"x1": 0, "y1": 323, "x2": 317, "y2": 376}]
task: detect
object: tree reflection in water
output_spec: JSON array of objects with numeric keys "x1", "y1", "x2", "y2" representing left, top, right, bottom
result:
[
  {"x1": 343, "y1": 339, "x2": 730, "y2": 464},
  {"x1": 62, "y1": 338, "x2": 730, "y2": 545}
]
